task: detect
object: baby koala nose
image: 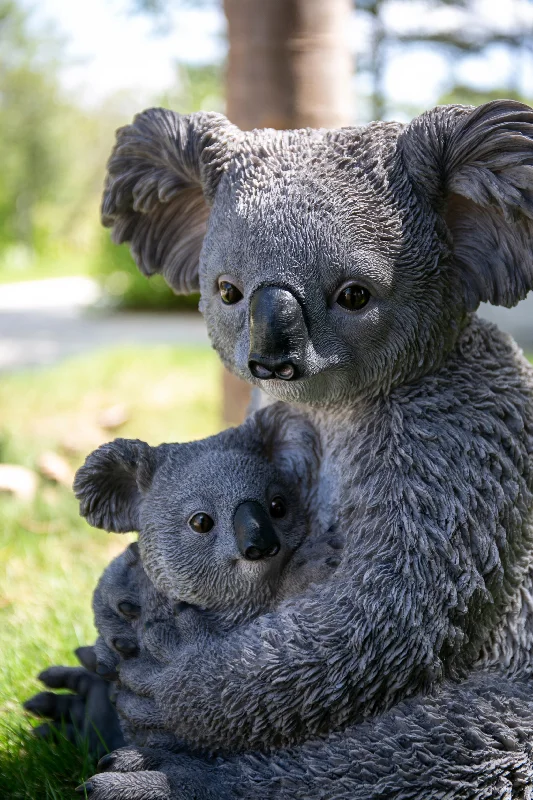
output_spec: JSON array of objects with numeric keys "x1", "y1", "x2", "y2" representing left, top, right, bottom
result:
[{"x1": 234, "y1": 500, "x2": 281, "y2": 561}]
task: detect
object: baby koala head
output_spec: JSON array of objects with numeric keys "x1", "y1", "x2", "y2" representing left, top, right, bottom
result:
[{"x1": 74, "y1": 406, "x2": 316, "y2": 613}]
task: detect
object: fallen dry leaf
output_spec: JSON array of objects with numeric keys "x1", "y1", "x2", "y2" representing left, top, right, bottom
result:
[
  {"x1": 97, "y1": 403, "x2": 129, "y2": 431},
  {"x1": 37, "y1": 451, "x2": 74, "y2": 488},
  {"x1": 20, "y1": 517, "x2": 65, "y2": 535},
  {"x1": 0, "y1": 464, "x2": 38, "y2": 502},
  {"x1": 60, "y1": 424, "x2": 106, "y2": 456}
]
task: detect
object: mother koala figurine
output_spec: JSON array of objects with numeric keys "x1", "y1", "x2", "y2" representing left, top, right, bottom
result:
[{"x1": 29, "y1": 101, "x2": 533, "y2": 798}]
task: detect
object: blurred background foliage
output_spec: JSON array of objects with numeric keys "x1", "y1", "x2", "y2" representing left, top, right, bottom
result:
[
  {"x1": 1, "y1": 0, "x2": 532, "y2": 309},
  {"x1": 0, "y1": 0, "x2": 222, "y2": 308}
]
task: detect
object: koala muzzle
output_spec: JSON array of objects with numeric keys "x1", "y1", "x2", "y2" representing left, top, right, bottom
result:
[
  {"x1": 248, "y1": 286, "x2": 307, "y2": 381},
  {"x1": 234, "y1": 500, "x2": 281, "y2": 561}
]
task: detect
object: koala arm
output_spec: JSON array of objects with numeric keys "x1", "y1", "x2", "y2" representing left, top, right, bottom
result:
[
  {"x1": 116, "y1": 551, "x2": 438, "y2": 753},
  {"x1": 80, "y1": 672, "x2": 533, "y2": 800}
]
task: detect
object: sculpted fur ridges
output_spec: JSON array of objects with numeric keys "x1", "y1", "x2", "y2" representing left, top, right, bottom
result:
[
  {"x1": 101, "y1": 99, "x2": 533, "y2": 751},
  {"x1": 26, "y1": 100, "x2": 533, "y2": 798},
  {"x1": 80, "y1": 401, "x2": 338, "y2": 669}
]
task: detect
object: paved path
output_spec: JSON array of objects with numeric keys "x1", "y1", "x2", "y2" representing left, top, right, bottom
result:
[
  {"x1": 0, "y1": 278, "x2": 531, "y2": 373},
  {"x1": 478, "y1": 298, "x2": 533, "y2": 352},
  {"x1": 0, "y1": 278, "x2": 209, "y2": 372}
]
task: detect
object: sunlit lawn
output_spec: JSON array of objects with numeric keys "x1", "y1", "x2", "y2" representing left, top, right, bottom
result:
[{"x1": 0, "y1": 345, "x2": 223, "y2": 799}]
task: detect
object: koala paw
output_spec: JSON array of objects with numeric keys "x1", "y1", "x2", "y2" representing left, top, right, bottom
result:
[
  {"x1": 77, "y1": 747, "x2": 228, "y2": 800},
  {"x1": 93, "y1": 546, "x2": 144, "y2": 665},
  {"x1": 23, "y1": 652, "x2": 125, "y2": 758},
  {"x1": 76, "y1": 771, "x2": 171, "y2": 800}
]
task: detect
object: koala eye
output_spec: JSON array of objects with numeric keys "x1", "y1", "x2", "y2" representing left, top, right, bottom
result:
[
  {"x1": 219, "y1": 279, "x2": 243, "y2": 305},
  {"x1": 188, "y1": 512, "x2": 215, "y2": 534},
  {"x1": 269, "y1": 496, "x2": 286, "y2": 519},
  {"x1": 335, "y1": 284, "x2": 370, "y2": 311}
]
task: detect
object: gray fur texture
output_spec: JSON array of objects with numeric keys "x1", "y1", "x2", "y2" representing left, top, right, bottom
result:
[
  {"x1": 79, "y1": 402, "x2": 342, "y2": 746},
  {"x1": 27, "y1": 100, "x2": 533, "y2": 797},
  {"x1": 83, "y1": 673, "x2": 533, "y2": 800},
  {"x1": 77, "y1": 401, "x2": 334, "y2": 626}
]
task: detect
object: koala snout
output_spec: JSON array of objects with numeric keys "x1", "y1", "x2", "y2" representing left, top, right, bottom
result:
[
  {"x1": 234, "y1": 500, "x2": 281, "y2": 561},
  {"x1": 248, "y1": 286, "x2": 307, "y2": 381}
]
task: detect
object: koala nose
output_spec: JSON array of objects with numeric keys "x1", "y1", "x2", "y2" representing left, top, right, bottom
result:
[
  {"x1": 248, "y1": 286, "x2": 307, "y2": 381},
  {"x1": 248, "y1": 357, "x2": 297, "y2": 381},
  {"x1": 234, "y1": 500, "x2": 281, "y2": 561}
]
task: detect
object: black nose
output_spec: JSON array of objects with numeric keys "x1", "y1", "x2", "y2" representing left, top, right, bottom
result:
[
  {"x1": 248, "y1": 358, "x2": 297, "y2": 381},
  {"x1": 234, "y1": 501, "x2": 281, "y2": 561},
  {"x1": 248, "y1": 286, "x2": 307, "y2": 381}
]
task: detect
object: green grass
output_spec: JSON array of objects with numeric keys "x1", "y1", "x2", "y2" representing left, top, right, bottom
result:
[{"x1": 0, "y1": 344, "x2": 223, "y2": 799}]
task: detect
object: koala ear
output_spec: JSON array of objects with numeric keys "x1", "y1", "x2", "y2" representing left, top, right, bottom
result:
[
  {"x1": 400, "y1": 100, "x2": 533, "y2": 309},
  {"x1": 74, "y1": 439, "x2": 157, "y2": 533},
  {"x1": 251, "y1": 403, "x2": 321, "y2": 492},
  {"x1": 101, "y1": 109, "x2": 241, "y2": 294}
]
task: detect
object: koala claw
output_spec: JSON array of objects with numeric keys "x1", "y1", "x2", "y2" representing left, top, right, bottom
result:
[
  {"x1": 117, "y1": 601, "x2": 142, "y2": 620},
  {"x1": 96, "y1": 664, "x2": 119, "y2": 681},
  {"x1": 112, "y1": 637, "x2": 139, "y2": 658},
  {"x1": 75, "y1": 646, "x2": 98, "y2": 672},
  {"x1": 75, "y1": 780, "x2": 94, "y2": 795},
  {"x1": 98, "y1": 753, "x2": 116, "y2": 772}
]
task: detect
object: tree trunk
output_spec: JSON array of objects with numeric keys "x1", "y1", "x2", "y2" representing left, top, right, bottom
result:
[{"x1": 221, "y1": 0, "x2": 354, "y2": 425}]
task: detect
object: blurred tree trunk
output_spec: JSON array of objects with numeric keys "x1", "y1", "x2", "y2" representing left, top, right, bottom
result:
[{"x1": 222, "y1": 0, "x2": 354, "y2": 425}]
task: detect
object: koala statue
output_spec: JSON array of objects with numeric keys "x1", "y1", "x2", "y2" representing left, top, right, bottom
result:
[
  {"x1": 27, "y1": 100, "x2": 533, "y2": 799},
  {"x1": 76, "y1": 402, "x2": 338, "y2": 679},
  {"x1": 78, "y1": 403, "x2": 345, "y2": 752}
]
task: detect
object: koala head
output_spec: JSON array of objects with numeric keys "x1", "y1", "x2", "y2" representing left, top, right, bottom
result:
[
  {"x1": 102, "y1": 101, "x2": 533, "y2": 405},
  {"x1": 74, "y1": 407, "x2": 317, "y2": 611}
]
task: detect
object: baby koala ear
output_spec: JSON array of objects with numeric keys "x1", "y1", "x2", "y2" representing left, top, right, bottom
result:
[
  {"x1": 251, "y1": 402, "x2": 321, "y2": 493},
  {"x1": 401, "y1": 100, "x2": 533, "y2": 310},
  {"x1": 74, "y1": 439, "x2": 157, "y2": 533}
]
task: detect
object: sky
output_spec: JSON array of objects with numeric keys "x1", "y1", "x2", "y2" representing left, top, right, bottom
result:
[
  {"x1": 24, "y1": 0, "x2": 226, "y2": 108},
  {"x1": 22, "y1": 0, "x2": 533, "y2": 121}
]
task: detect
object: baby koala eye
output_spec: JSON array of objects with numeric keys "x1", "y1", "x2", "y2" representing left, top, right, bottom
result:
[
  {"x1": 269, "y1": 496, "x2": 287, "y2": 519},
  {"x1": 335, "y1": 284, "x2": 370, "y2": 311},
  {"x1": 219, "y1": 279, "x2": 243, "y2": 305},
  {"x1": 188, "y1": 512, "x2": 215, "y2": 533}
]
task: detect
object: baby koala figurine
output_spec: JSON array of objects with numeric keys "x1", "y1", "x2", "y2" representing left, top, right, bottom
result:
[{"x1": 75, "y1": 403, "x2": 342, "y2": 689}]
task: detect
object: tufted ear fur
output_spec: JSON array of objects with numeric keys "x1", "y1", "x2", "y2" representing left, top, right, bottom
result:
[
  {"x1": 400, "y1": 100, "x2": 533, "y2": 310},
  {"x1": 249, "y1": 403, "x2": 322, "y2": 494},
  {"x1": 74, "y1": 439, "x2": 158, "y2": 533},
  {"x1": 101, "y1": 109, "x2": 241, "y2": 294}
]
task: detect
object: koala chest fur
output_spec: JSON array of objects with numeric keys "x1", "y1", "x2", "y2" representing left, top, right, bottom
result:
[{"x1": 307, "y1": 315, "x2": 533, "y2": 680}]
